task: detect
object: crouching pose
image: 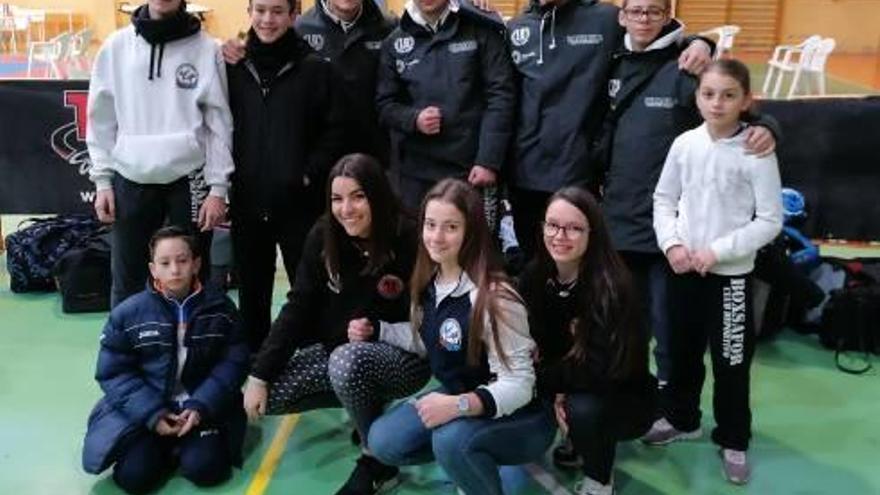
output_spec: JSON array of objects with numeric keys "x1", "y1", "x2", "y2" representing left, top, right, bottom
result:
[
  {"x1": 368, "y1": 179, "x2": 556, "y2": 495},
  {"x1": 242, "y1": 154, "x2": 431, "y2": 495}
]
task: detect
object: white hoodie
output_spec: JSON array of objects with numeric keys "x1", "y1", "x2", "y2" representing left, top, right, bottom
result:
[
  {"x1": 86, "y1": 26, "x2": 234, "y2": 197},
  {"x1": 653, "y1": 123, "x2": 783, "y2": 276}
]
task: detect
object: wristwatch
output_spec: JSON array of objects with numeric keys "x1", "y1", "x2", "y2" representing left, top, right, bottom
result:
[{"x1": 456, "y1": 395, "x2": 471, "y2": 416}]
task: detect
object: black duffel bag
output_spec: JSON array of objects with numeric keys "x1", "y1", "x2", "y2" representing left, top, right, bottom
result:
[{"x1": 53, "y1": 231, "x2": 112, "y2": 313}]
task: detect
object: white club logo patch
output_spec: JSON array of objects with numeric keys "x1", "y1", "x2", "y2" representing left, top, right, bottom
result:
[
  {"x1": 175, "y1": 63, "x2": 199, "y2": 89},
  {"x1": 439, "y1": 318, "x2": 463, "y2": 351},
  {"x1": 304, "y1": 34, "x2": 324, "y2": 51},
  {"x1": 608, "y1": 79, "x2": 621, "y2": 98},
  {"x1": 511, "y1": 27, "x2": 530, "y2": 47},
  {"x1": 394, "y1": 36, "x2": 415, "y2": 54}
]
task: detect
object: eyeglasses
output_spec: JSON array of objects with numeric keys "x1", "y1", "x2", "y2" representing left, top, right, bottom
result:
[
  {"x1": 542, "y1": 221, "x2": 589, "y2": 239},
  {"x1": 623, "y1": 7, "x2": 668, "y2": 22}
]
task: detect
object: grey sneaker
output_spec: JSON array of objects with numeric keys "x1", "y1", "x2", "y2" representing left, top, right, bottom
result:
[
  {"x1": 641, "y1": 417, "x2": 702, "y2": 445},
  {"x1": 574, "y1": 475, "x2": 614, "y2": 495},
  {"x1": 721, "y1": 448, "x2": 751, "y2": 485}
]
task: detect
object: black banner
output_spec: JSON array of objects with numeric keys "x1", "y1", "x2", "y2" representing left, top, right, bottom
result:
[
  {"x1": 762, "y1": 96, "x2": 880, "y2": 242},
  {"x1": 0, "y1": 80, "x2": 92, "y2": 214},
  {"x1": 0, "y1": 82, "x2": 878, "y2": 239}
]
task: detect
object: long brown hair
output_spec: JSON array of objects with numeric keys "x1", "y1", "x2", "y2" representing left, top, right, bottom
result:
[
  {"x1": 410, "y1": 179, "x2": 519, "y2": 367},
  {"x1": 322, "y1": 154, "x2": 401, "y2": 282},
  {"x1": 526, "y1": 187, "x2": 645, "y2": 381}
]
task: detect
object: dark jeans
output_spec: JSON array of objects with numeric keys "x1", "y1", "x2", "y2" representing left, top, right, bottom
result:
[
  {"x1": 369, "y1": 391, "x2": 556, "y2": 495},
  {"x1": 110, "y1": 173, "x2": 211, "y2": 307},
  {"x1": 509, "y1": 187, "x2": 552, "y2": 262},
  {"x1": 231, "y1": 212, "x2": 314, "y2": 351},
  {"x1": 620, "y1": 251, "x2": 672, "y2": 384},
  {"x1": 564, "y1": 391, "x2": 655, "y2": 485},
  {"x1": 662, "y1": 273, "x2": 756, "y2": 451},
  {"x1": 111, "y1": 425, "x2": 231, "y2": 494}
]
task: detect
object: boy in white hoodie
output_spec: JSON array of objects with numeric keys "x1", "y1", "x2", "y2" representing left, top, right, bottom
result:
[{"x1": 87, "y1": 0, "x2": 234, "y2": 307}]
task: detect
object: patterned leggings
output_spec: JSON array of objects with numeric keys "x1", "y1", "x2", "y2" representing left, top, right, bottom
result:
[{"x1": 266, "y1": 341, "x2": 430, "y2": 443}]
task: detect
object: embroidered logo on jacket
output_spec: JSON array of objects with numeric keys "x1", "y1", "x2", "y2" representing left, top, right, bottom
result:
[
  {"x1": 394, "y1": 36, "x2": 415, "y2": 54},
  {"x1": 439, "y1": 318, "x2": 462, "y2": 351},
  {"x1": 608, "y1": 79, "x2": 621, "y2": 98},
  {"x1": 364, "y1": 40, "x2": 383, "y2": 50},
  {"x1": 138, "y1": 329, "x2": 160, "y2": 339},
  {"x1": 510, "y1": 27, "x2": 530, "y2": 47},
  {"x1": 644, "y1": 96, "x2": 677, "y2": 108},
  {"x1": 566, "y1": 34, "x2": 603, "y2": 46},
  {"x1": 176, "y1": 63, "x2": 199, "y2": 89},
  {"x1": 449, "y1": 40, "x2": 477, "y2": 54},
  {"x1": 377, "y1": 274, "x2": 405, "y2": 300},
  {"x1": 511, "y1": 50, "x2": 536, "y2": 65},
  {"x1": 304, "y1": 34, "x2": 325, "y2": 51},
  {"x1": 395, "y1": 58, "x2": 420, "y2": 74}
]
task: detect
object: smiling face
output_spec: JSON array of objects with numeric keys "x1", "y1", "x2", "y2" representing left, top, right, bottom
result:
[
  {"x1": 249, "y1": 0, "x2": 295, "y2": 44},
  {"x1": 422, "y1": 199, "x2": 466, "y2": 269},
  {"x1": 331, "y1": 176, "x2": 372, "y2": 238},
  {"x1": 696, "y1": 69, "x2": 752, "y2": 136},
  {"x1": 543, "y1": 198, "x2": 590, "y2": 266},
  {"x1": 619, "y1": 0, "x2": 670, "y2": 51},
  {"x1": 149, "y1": 237, "x2": 200, "y2": 299},
  {"x1": 147, "y1": 0, "x2": 184, "y2": 19}
]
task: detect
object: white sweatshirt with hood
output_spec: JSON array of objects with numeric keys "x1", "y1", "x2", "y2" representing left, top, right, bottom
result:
[{"x1": 86, "y1": 22, "x2": 233, "y2": 197}]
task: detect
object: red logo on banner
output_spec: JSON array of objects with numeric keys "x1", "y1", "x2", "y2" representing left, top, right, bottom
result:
[{"x1": 51, "y1": 90, "x2": 91, "y2": 175}]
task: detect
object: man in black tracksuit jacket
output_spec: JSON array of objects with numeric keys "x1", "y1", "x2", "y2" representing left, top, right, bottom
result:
[
  {"x1": 506, "y1": 0, "x2": 711, "y2": 258},
  {"x1": 227, "y1": 22, "x2": 348, "y2": 350},
  {"x1": 376, "y1": 0, "x2": 515, "y2": 209},
  {"x1": 296, "y1": 0, "x2": 398, "y2": 165}
]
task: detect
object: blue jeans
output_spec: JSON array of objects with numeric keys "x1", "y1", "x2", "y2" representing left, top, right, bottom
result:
[
  {"x1": 368, "y1": 390, "x2": 556, "y2": 495},
  {"x1": 621, "y1": 251, "x2": 672, "y2": 384}
]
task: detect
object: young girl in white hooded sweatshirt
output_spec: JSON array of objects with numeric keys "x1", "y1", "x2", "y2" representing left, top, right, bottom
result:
[{"x1": 646, "y1": 59, "x2": 782, "y2": 486}]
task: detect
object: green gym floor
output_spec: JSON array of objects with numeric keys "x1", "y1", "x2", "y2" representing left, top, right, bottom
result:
[{"x1": 1, "y1": 235, "x2": 878, "y2": 495}]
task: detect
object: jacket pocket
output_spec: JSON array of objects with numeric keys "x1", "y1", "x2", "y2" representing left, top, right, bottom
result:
[{"x1": 112, "y1": 132, "x2": 203, "y2": 183}]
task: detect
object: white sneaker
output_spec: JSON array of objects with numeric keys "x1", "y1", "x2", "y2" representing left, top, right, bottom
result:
[
  {"x1": 574, "y1": 475, "x2": 614, "y2": 495},
  {"x1": 721, "y1": 448, "x2": 751, "y2": 485}
]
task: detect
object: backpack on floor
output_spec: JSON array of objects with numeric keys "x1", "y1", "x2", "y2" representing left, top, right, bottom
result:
[
  {"x1": 818, "y1": 259, "x2": 880, "y2": 374},
  {"x1": 5, "y1": 214, "x2": 102, "y2": 293},
  {"x1": 53, "y1": 230, "x2": 112, "y2": 313}
]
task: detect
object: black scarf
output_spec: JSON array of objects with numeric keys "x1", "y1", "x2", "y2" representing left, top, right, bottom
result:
[
  {"x1": 245, "y1": 28, "x2": 301, "y2": 84},
  {"x1": 131, "y1": 3, "x2": 201, "y2": 80}
]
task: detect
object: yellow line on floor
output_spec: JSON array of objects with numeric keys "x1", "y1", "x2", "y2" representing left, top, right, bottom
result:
[{"x1": 245, "y1": 414, "x2": 301, "y2": 495}]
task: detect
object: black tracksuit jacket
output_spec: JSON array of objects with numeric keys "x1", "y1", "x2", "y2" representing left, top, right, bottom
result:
[
  {"x1": 295, "y1": 0, "x2": 397, "y2": 164},
  {"x1": 376, "y1": 3, "x2": 515, "y2": 180}
]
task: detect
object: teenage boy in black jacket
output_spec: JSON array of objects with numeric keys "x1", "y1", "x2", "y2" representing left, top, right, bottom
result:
[
  {"x1": 296, "y1": 0, "x2": 398, "y2": 165},
  {"x1": 376, "y1": 0, "x2": 515, "y2": 210},
  {"x1": 226, "y1": 0, "x2": 348, "y2": 350},
  {"x1": 505, "y1": 0, "x2": 713, "y2": 258}
]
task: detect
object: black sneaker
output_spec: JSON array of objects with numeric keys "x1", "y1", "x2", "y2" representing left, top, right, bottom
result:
[
  {"x1": 552, "y1": 437, "x2": 583, "y2": 469},
  {"x1": 335, "y1": 455, "x2": 399, "y2": 495}
]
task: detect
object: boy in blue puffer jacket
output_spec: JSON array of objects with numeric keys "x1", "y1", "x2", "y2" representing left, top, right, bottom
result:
[{"x1": 82, "y1": 226, "x2": 248, "y2": 494}]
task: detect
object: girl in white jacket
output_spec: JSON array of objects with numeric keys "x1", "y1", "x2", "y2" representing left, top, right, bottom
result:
[{"x1": 646, "y1": 59, "x2": 782, "y2": 485}]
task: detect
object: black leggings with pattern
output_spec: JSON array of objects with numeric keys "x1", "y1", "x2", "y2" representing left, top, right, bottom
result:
[{"x1": 266, "y1": 341, "x2": 430, "y2": 443}]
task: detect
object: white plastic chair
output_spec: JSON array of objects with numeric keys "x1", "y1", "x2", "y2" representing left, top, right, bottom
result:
[
  {"x1": 761, "y1": 35, "x2": 822, "y2": 98},
  {"x1": 0, "y1": 4, "x2": 29, "y2": 54},
  {"x1": 701, "y1": 25, "x2": 741, "y2": 60},
  {"x1": 797, "y1": 37, "x2": 836, "y2": 97},
  {"x1": 68, "y1": 27, "x2": 93, "y2": 76},
  {"x1": 27, "y1": 31, "x2": 73, "y2": 79}
]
